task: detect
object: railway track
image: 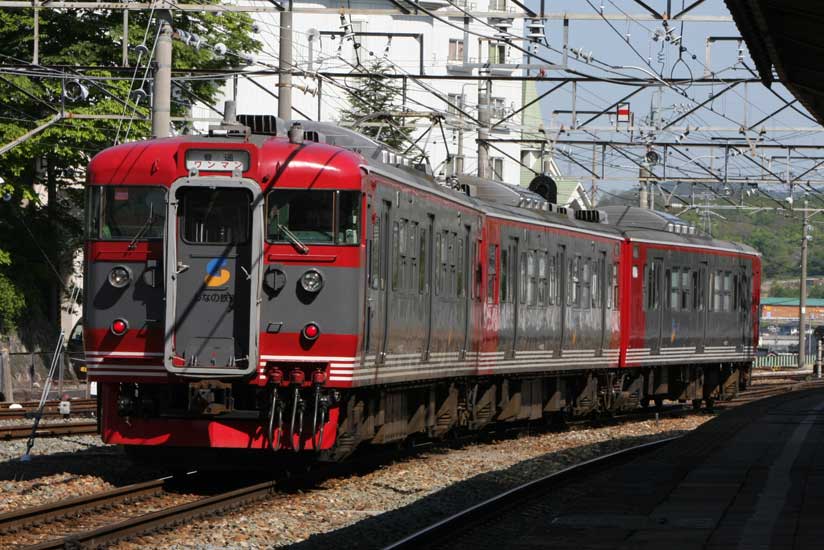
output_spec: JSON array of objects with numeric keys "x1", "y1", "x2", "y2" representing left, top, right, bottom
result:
[
  {"x1": 0, "y1": 399, "x2": 97, "y2": 421},
  {"x1": 0, "y1": 473, "x2": 279, "y2": 550},
  {"x1": 0, "y1": 379, "x2": 817, "y2": 549},
  {"x1": 382, "y1": 437, "x2": 678, "y2": 550},
  {"x1": 0, "y1": 422, "x2": 98, "y2": 440}
]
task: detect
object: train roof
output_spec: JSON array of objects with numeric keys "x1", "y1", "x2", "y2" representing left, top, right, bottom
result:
[{"x1": 88, "y1": 116, "x2": 759, "y2": 258}]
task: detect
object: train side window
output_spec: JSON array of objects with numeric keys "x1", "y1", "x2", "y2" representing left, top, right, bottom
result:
[
  {"x1": 612, "y1": 263, "x2": 620, "y2": 309},
  {"x1": 680, "y1": 270, "x2": 691, "y2": 311},
  {"x1": 434, "y1": 233, "x2": 442, "y2": 296},
  {"x1": 450, "y1": 232, "x2": 458, "y2": 297},
  {"x1": 593, "y1": 256, "x2": 602, "y2": 309},
  {"x1": 724, "y1": 271, "x2": 733, "y2": 312},
  {"x1": 391, "y1": 222, "x2": 400, "y2": 291},
  {"x1": 370, "y1": 218, "x2": 380, "y2": 290},
  {"x1": 547, "y1": 255, "x2": 555, "y2": 306},
  {"x1": 500, "y1": 248, "x2": 509, "y2": 303},
  {"x1": 667, "y1": 269, "x2": 677, "y2": 311},
  {"x1": 711, "y1": 271, "x2": 721, "y2": 312},
  {"x1": 419, "y1": 228, "x2": 427, "y2": 294},
  {"x1": 407, "y1": 221, "x2": 417, "y2": 292},
  {"x1": 538, "y1": 252, "x2": 547, "y2": 306},
  {"x1": 581, "y1": 259, "x2": 591, "y2": 310},
  {"x1": 527, "y1": 251, "x2": 536, "y2": 306},
  {"x1": 487, "y1": 244, "x2": 497, "y2": 303},
  {"x1": 520, "y1": 252, "x2": 528, "y2": 304},
  {"x1": 732, "y1": 273, "x2": 739, "y2": 312}
]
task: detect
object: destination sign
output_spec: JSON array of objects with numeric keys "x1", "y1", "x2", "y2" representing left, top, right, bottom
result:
[{"x1": 185, "y1": 149, "x2": 250, "y2": 172}]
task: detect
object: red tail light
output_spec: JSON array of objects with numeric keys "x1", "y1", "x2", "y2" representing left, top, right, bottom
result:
[
  {"x1": 111, "y1": 319, "x2": 128, "y2": 336},
  {"x1": 302, "y1": 323, "x2": 320, "y2": 341}
]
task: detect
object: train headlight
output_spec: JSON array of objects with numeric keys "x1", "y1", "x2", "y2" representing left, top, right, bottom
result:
[
  {"x1": 300, "y1": 269, "x2": 324, "y2": 293},
  {"x1": 108, "y1": 266, "x2": 132, "y2": 288}
]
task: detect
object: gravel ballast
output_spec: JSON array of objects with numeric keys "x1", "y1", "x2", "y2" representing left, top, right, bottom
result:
[{"x1": 112, "y1": 415, "x2": 712, "y2": 550}]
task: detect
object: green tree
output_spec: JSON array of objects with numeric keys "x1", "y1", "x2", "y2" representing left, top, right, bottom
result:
[
  {"x1": 0, "y1": 6, "x2": 261, "y2": 328},
  {"x1": 340, "y1": 59, "x2": 414, "y2": 152}
]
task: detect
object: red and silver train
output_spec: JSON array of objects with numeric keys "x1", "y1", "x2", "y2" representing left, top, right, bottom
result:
[{"x1": 84, "y1": 114, "x2": 760, "y2": 461}]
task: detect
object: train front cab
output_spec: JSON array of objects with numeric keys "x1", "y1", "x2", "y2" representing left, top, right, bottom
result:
[{"x1": 86, "y1": 137, "x2": 367, "y2": 454}]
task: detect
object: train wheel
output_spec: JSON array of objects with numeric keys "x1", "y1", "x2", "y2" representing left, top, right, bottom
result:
[
  {"x1": 640, "y1": 397, "x2": 651, "y2": 409},
  {"x1": 692, "y1": 399, "x2": 703, "y2": 411}
]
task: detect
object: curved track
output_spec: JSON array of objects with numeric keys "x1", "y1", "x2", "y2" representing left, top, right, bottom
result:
[
  {"x1": 382, "y1": 437, "x2": 678, "y2": 550},
  {"x1": 1, "y1": 377, "x2": 818, "y2": 550}
]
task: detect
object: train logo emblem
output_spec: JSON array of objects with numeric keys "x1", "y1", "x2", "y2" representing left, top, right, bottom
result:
[{"x1": 204, "y1": 258, "x2": 231, "y2": 287}]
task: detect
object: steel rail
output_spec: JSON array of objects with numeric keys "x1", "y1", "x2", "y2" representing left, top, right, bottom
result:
[
  {"x1": 0, "y1": 422, "x2": 98, "y2": 440},
  {"x1": 0, "y1": 478, "x2": 168, "y2": 534},
  {"x1": 25, "y1": 479, "x2": 280, "y2": 550},
  {"x1": 382, "y1": 436, "x2": 680, "y2": 550}
]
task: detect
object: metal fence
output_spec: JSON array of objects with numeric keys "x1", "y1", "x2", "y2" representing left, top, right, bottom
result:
[
  {"x1": 754, "y1": 353, "x2": 806, "y2": 369},
  {"x1": 6, "y1": 350, "x2": 83, "y2": 401}
]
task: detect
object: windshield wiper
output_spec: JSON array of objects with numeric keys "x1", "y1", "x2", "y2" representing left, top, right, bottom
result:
[
  {"x1": 128, "y1": 203, "x2": 154, "y2": 250},
  {"x1": 278, "y1": 224, "x2": 309, "y2": 254}
]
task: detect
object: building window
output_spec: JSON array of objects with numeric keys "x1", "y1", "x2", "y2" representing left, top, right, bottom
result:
[
  {"x1": 448, "y1": 38, "x2": 464, "y2": 62},
  {"x1": 491, "y1": 96, "x2": 507, "y2": 118},
  {"x1": 447, "y1": 93, "x2": 464, "y2": 115},
  {"x1": 491, "y1": 157, "x2": 504, "y2": 181},
  {"x1": 489, "y1": 0, "x2": 507, "y2": 11},
  {"x1": 488, "y1": 42, "x2": 507, "y2": 64}
]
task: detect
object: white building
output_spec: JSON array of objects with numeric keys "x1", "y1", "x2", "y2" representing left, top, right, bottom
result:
[{"x1": 195, "y1": 0, "x2": 536, "y2": 185}]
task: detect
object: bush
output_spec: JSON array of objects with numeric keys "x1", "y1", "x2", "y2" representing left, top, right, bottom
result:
[{"x1": 0, "y1": 271, "x2": 25, "y2": 329}]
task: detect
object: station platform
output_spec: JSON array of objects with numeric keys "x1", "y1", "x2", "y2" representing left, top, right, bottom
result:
[{"x1": 464, "y1": 386, "x2": 824, "y2": 550}]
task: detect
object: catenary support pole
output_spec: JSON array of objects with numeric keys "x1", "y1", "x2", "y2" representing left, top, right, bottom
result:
[
  {"x1": 799, "y1": 200, "x2": 809, "y2": 369},
  {"x1": 278, "y1": 0, "x2": 293, "y2": 120},
  {"x1": 151, "y1": 16, "x2": 172, "y2": 138},
  {"x1": 122, "y1": 9, "x2": 129, "y2": 67},
  {"x1": 477, "y1": 76, "x2": 490, "y2": 179}
]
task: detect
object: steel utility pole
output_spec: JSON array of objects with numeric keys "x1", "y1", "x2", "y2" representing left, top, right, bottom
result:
[
  {"x1": 639, "y1": 163, "x2": 651, "y2": 209},
  {"x1": 277, "y1": 0, "x2": 293, "y2": 120},
  {"x1": 477, "y1": 76, "x2": 490, "y2": 179},
  {"x1": 151, "y1": 16, "x2": 172, "y2": 138},
  {"x1": 799, "y1": 199, "x2": 810, "y2": 369}
]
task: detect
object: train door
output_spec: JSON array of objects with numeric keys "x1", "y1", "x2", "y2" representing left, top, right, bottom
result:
[
  {"x1": 498, "y1": 237, "x2": 518, "y2": 358},
  {"x1": 558, "y1": 244, "x2": 567, "y2": 355},
  {"x1": 164, "y1": 182, "x2": 262, "y2": 376},
  {"x1": 461, "y1": 224, "x2": 472, "y2": 357},
  {"x1": 598, "y1": 251, "x2": 607, "y2": 353},
  {"x1": 377, "y1": 200, "x2": 392, "y2": 362},
  {"x1": 739, "y1": 266, "x2": 749, "y2": 350},
  {"x1": 698, "y1": 261, "x2": 708, "y2": 353},
  {"x1": 508, "y1": 237, "x2": 526, "y2": 357},
  {"x1": 423, "y1": 215, "x2": 435, "y2": 360},
  {"x1": 650, "y1": 257, "x2": 664, "y2": 354}
]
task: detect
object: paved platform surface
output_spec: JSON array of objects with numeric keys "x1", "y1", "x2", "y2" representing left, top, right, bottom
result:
[{"x1": 454, "y1": 387, "x2": 824, "y2": 550}]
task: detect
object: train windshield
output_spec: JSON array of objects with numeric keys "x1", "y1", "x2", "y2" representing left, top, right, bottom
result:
[
  {"x1": 266, "y1": 190, "x2": 361, "y2": 245},
  {"x1": 87, "y1": 186, "x2": 166, "y2": 240}
]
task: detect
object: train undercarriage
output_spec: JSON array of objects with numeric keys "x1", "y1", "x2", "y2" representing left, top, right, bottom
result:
[{"x1": 112, "y1": 362, "x2": 749, "y2": 465}]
